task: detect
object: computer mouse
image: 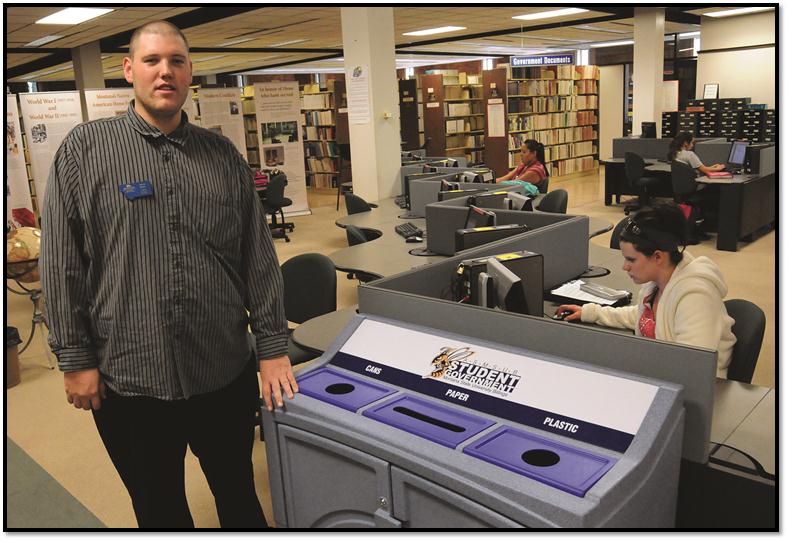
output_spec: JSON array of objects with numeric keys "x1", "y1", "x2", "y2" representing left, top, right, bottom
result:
[
  {"x1": 406, "y1": 236, "x2": 423, "y2": 243},
  {"x1": 552, "y1": 310, "x2": 574, "y2": 321}
]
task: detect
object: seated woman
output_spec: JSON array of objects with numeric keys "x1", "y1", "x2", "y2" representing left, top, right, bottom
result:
[
  {"x1": 557, "y1": 203, "x2": 736, "y2": 378},
  {"x1": 496, "y1": 139, "x2": 547, "y2": 195},
  {"x1": 668, "y1": 131, "x2": 725, "y2": 176}
]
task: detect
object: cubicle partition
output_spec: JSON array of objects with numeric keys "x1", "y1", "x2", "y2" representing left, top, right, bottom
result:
[
  {"x1": 409, "y1": 180, "x2": 519, "y2": 220},
  {"x1": 358, "y1": 227, "x2": 717, "y2": 465}
]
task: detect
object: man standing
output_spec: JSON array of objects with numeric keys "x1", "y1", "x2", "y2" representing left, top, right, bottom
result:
[{"x1": 40, "y1": 21, "x2": 297, "y2": 528}]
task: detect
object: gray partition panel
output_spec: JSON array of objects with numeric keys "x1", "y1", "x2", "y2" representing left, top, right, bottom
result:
[
  {"x1": 693, "y1": 141, "x2": 731, "y2": 166},
  {"x1": 400, "y1": 163, "x2": 428, "y2": 196},
  {"x1": 612, "y1": 137, "x2": 672, "y2": 160},
  {"x1": 357, "y1": 288, "x2": 715, "y2": 464},
  {"x1": 409, "y1": 177, "x2": 513, "y2": 218}
]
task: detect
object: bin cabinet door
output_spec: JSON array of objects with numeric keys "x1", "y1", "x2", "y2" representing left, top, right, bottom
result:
[
  {"x1": 391, "y1": 467, "x2": 522, "y2": 528},
  {"x1": 277, "y1": 426, "x2": 400, "y2": 528}
]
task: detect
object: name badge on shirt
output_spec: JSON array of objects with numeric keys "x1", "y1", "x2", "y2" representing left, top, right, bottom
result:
[{"x1": 119, "y1": 181, "x2": 154, "y2": 200}]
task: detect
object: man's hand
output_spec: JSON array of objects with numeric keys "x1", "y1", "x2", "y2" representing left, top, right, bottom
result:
[
  {"x1": 64, "y1": 368, "x2": 106, "y2": 410},
  {"x1": 259, "y1": 356, "x2": 298, "y2": 411}
]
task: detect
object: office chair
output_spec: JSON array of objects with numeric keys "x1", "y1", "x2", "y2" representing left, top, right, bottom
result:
[
  {"x1": 262, "y1": 172, "x2": 294, "y2": 242},
  {"x1": 609, "y1": 217, "x2": 629, "y2": 250},
  {"x1": 538, "y1": 174, "x2": 550, "y2": 194},
  {"x1": 335, "y1": 152, "x2": 355, "y2": 210},
  {"x1": 670, "y1": 160, "x2": 708, "y2": 244},
  {"x1": 344, "y1": 193, "x2": 378, "y2": 215},
  {"x1": 280, "y1": 253, "x2": 337, "y2": 366},
  {"x1": 624, "y1": 152, "x2": 661, "y2": 215},
  {"x1": 344, "y1": 225, "x2": 382, "y2": 284},
  {"x1": 724, "y1": 299, "x2": 766, "y2": 384},
  {"x1": 535, "y1": 189, "x2": 568, "y2": 214}
]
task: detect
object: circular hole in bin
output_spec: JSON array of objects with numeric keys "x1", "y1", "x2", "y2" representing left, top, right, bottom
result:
[
  {"x1": 325, "y1": 383, "x2": 355, "y2": 395},
  {"x1": 521, "y1": 449, "x2": 560, "y2": 467}
]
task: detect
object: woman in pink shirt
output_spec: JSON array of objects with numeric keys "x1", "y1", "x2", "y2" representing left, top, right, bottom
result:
[{"x1": 496, "y1": 139, "x2": 547, "y2": 190}]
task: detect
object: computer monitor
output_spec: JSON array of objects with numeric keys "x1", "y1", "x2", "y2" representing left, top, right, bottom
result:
[
  {"x1": 403, "y1": 172, "x2": 442, "y2": 211},
  {"x1": 468, "y1": 191, "x2": 508, "y2": 210},
  {"x1": 464, "y1": 205, "x2": 496, "y2": 229},
  {"x1": 485, "y1": 258, "x2": 529, "y2": 315},
  {"x1": 454, "y1": 224, "x2": 529, "y2": 252},
  {"x1": 727, "y1": 140, "x2": 748, "y2": 167},
  {"x1": 506, "y1": 192, "x2": 533, "y2": 211},
  {"x1": 426, "y1": 159, "x2": 459, "y2": 168},
  {"x1": 437, "y1": 188, "x2": 484, "y2": 202},
  {"x1": 641, "y1": 122, "x2": 657, "y2": 138},
  {"x1": 440, "y1": 179, "x2": 461, "y2": 191},
  {"x1": 459, "y1": 168, "x2": 494, "y2": 183}
]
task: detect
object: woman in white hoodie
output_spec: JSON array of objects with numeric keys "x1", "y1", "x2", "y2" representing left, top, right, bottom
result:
[{"x1": 557, "y1": 204, "x2": 736, "y2": 377}]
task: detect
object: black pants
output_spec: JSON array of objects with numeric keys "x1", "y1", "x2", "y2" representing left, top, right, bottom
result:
[{"x1": 92, "y1": 361, "x2": 267, "y2": 529}]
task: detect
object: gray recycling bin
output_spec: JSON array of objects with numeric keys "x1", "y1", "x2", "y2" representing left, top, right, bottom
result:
[{"x1": 262, "y1": 315, "x2": 685, "y2": 528}]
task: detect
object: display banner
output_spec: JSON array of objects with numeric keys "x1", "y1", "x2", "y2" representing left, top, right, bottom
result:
[
  {"x1": 253, "y1": 82, "x2": 310, "y2": 216},
  {"x1": 19, "y1": 91, "x2": 83, "y2": 209},
  {"x1": 6, "y1": 95, "x2": 35, "y2": 227},
  {"x1": 182, "y1": 93, "x2": 200, "y2": 126},
  {"x1": 197, "y1": 87, "x2": 247, "y2": 160},
  {"x1": 84, "y1": 88, "x2": 135, "y2": 120},
  {"x1": 329, "y1": 319, "x2": 659, "y2": 453},
  {"x1": 510, "y1": 54, "x2": 574, "y2": 67}
]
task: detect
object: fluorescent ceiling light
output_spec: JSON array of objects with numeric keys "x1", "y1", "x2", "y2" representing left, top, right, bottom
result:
[
  {"x1": 403, "y1": 26, "x2": 466, "y2": 37},
  {"x1": 679, "y1": 31, "x2": 700, "y2": 38},
  {"x1": 36, "y1": 8, "x2": 113, "y2": 25},
  {"x1": 23, "y1": 35, "x2": 63, "y2": 47},
  {"x1": 589, "y1": 40, "x2": 634, "y2": 48},
  {"x1": 679, "y1": 48, "x2": 694, "y2": 52},
  {"x1": 218, "y1": 37, "x2": 256, "y2": 47},
  {"x1": 270, "y1": 38, "x2": 311, "y2": 47},
  {"x1": 22, "y1": 63, "x2": 73, "y2": 79},
  {"x1": 192, "y1": 55, "x2": 228, "y2": 63},
  {"x1": 513, "y1": 8, "x2": 588, "y2": 21},
  {"x1": 705, "y1": 6, "x2": 773, "y2": 17},
  {"x1": 572, "y1": 24, "x2": 628, "y2": 34}
]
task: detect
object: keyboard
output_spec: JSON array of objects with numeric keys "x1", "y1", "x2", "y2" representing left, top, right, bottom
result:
[{"x1": 394, "y1": 222, "x2": 423, "y2": 238}]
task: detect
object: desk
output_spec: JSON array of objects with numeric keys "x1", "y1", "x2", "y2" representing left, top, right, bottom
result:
[
  {"x1": 600, "y1": 158, "x2": 672, "y2": 205},
  {"x1": 332, "y1": 199, "x2": 612, "y2": 278},
  {"x1": 644, "y1": 165, "x2": 776, "y2": 252}
]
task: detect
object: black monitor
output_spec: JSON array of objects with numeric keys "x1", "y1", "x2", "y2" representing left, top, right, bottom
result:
[
  {"x1": 641, "y1": 122, "x2": 657, "y2": 138},
  {"x1": 507, "y1": 192, "x2": 533, "y2": 211},
  {"x1": 727, "y1": 140, "x2": 748, "y2": 167},
  {"x1": 426, "y1": 159, "x2": 458, "y2": 168},
  {"x1": 404, "y1": 172, "x2": 442, "y2": 210},
  {"x1": 465, "y1": 252, "x2": 543, "y2": 316},
  {"x1": 468, "y1": 191, "x2": 508, "y2": 210},
  {"x1": 464, "y1": 205, "x2": 496, "y2": 229},
  {"x1": 455, "y1": 224, "x2": 529, "y2": 252},
  {"x1": 485, "y1": 258, "x2": 529, "y2": 315},
  {"x1": 438, "y1": 188, "x2": 484, "y2": 202},
  {"x1": 440, "y1": 179, "x2": 461, "y2": 191}
]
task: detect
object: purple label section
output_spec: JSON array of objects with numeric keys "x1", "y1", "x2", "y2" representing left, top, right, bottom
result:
[
  {"x1": 363, "y1": 394, "x2": 495, "y2": 449},
  {"x1": 463, "y1": 426, "x2": 617, "y2": 497},
  {"x1": 297, "y1": 367, "x2": 396, "y2": 412},
  {"x1": 329, "y1": 351, "x2": 634, "y2": 453}
]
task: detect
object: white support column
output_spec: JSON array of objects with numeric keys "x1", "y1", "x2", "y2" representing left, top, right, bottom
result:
[
  {"x1": 340, "y1": 7, "x2": 400, "y2": 202},
  {"x1": 72, "y1": 41, "x2": 105, "y2": 118},
  {"x1": 632, "y1": 8, "x2": 665, "y2": 137}
]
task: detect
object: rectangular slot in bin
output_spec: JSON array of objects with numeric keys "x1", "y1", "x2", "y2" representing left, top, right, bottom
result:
[
  {"x1": 296, "y1": 367, "x2": 396, "y2": 412},
  {"x1": 463, "y1": 426, "x2": 616, "y2": 497},
  {"x1": 362, "y1": 394, "x2": 495, "y2": 448}
]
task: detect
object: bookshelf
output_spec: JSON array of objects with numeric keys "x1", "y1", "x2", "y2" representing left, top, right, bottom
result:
[
  {"x1": 484, "y1": 64, "x2": 600, "y2": 179},
  {"x1": 421, "y1": 71, "x2": 485, "y2": 164},
  {"x1": 241, "y1": 85, "x2": 260, "y2": 168},
  {"x1": 300, "y1": 82, "x2": 339, "y2": 188}
]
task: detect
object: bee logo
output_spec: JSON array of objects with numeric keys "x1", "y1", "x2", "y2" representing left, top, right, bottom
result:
[{"x1": 424, "y1": 346, "x2": 474, "y2": 379}]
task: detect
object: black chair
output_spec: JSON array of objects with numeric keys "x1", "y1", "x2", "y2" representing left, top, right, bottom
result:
[
  {"x1": 538, "y1": 175, "x2": 550, "y2": 194},
  {"x1": 280, "y1": 253, "x2": 337, "y2": 366},
  {"x1": 535, "y1": 189, "x2": 568, "y2": 214},
  {"x1": 609, "y1": 216, "x2": 629, "y2": 250},
  {"x1": 724, "y1": 299, "x2": 766, "y2": 384},
  {"x1": 345, "y1": 193, "x2": 377, "y2": 215},
  {"x1": 623, "y1": 152, "x2": 661, "y2": 215},
  {"x1": 671, "y1": 160, "x2": 708, "y2": 244},
  {"x1": 344, "y1": 225, "x2": 382, "y2": 283},
  {"x1": 262, "y1": 172, "x2": 294, "y2": 242}
]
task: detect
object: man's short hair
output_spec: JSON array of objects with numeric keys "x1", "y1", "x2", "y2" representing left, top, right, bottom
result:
[{"x1": 128, "y1": 21, "x2": 189, "y2": 58}]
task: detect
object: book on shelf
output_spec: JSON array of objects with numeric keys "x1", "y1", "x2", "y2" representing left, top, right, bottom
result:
[
  {"x1": 301, "y1": 93, "x2": 331, "y2": 110},
  {"x1": 304, "y1": 140, "x2": 339, "y2": 159},
  {"x1": 247, "y1": 149, "x2": 259, "y2": 165},
  {"x1": 245, "y1": 133, "x2": 259, "y2": 148},
  {"x1": 243, "y1": 116, "x2": 257, "y2": 131},
  {"x1": 304, "y1": 126, "x2": 336, "y2": 140},
  {"x1": 508, "y1": 126, "x2": 597, "y2": 148},
  {"x1": 302, "y1": 110, "x2": 335, "y2": 126},
  {"x1": 242, "y1": 100, "x2": 256, "y2": 115},
  {"x1": 507, "y1": 111, "x2": 597, "y2": 132},
  {"x1": 446, "y1": 134, "x2": 484, "y2": 150},
  {"x1": 507, "y1": 95, "x2": 599, "y2": 114},
  {"x1": 444, "y1": 85, "x2": 482, "y2": 100}
]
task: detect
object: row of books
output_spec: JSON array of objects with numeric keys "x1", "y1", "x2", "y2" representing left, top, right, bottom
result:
[
  {"x1": 301, "y1": 93, "x2": 331, "y2": 110},
  {"x1": 445, "y1": 116, "x2": 484, "y2": 133},
  {"x1": 510, "y1": 155, "x2": 597, "y2": 176},
  {"x1": 243, "y1": 116, "x2": 257, "y2": 131},
  {"x1": 575, "y1": 80, "x2": 598, "y2": 94},
  {"x1": 542, "y1": 141, "x2": 596, "y2": 162},
  {"x1": 242, "y1": 100, "x2": 256, "y2": 115},
  {"x1": 304, "y1": 140, "x2": 339, "y2": 159},
  {"x1": 245, "y1": 133, "x2": 259, "y2": 148},
  {"x1": 507, "y1": 79, "x2": 575, "y2": 96},
  {"x1": 247, "y1": 149, "x2": 260, "y2": 165},
  {"x1": 445, "y1": 134, "x2": 484, "y2": 150},
  {"x1": 306, "y1": 157, "x2": 338, "y2": 173},
  {"x1": 508, "y1": 126, "x2": 597, "y2": 148},
  {"x1": 444, "y1": 85, "x2": 483, "y2": 100},
  {"x1": 302, "y1": 110, "x2": 334, "y2": 126},
  {"x1": 508, "y1": 111, "x2": 598, "y2": 132},
  {"x1": 304, "y1": 126, "x2": 335, "y2": 140},
  {"x1": 507, "y1": 95, "x2": 598, "y2": 114},
  {"x1": 510, "y1": 64, "x2": 600, "y2": 81},
  {"x1": 446, "y1": 102, "x2": 485, "y2": 116}
]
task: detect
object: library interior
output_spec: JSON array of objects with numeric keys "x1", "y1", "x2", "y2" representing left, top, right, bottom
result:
[{"x1": 5, "y1": 4, "x2": 778, "y2": 530}]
